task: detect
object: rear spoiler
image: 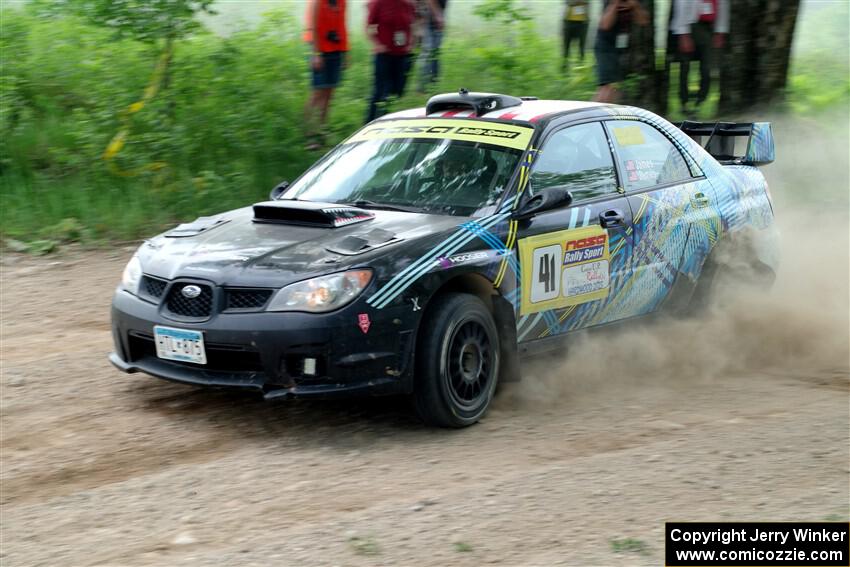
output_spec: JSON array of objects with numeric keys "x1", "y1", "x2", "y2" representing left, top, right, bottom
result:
[{"x1": 678, "y1": 121, "x2": 775, "y2": 166}]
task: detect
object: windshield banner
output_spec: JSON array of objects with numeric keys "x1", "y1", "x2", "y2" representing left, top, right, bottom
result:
[{"x1": 347, "y1": 119, "x2": 534, "y2": 151}]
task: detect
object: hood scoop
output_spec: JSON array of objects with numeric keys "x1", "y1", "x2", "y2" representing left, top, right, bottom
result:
[{"x1": 253, "y1": 200, "x2": 375, "y2": 228}]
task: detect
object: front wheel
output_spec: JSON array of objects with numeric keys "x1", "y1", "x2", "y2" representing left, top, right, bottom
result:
[{"x1": 413, "y1": 293, "x2": 500, "y2": 428}]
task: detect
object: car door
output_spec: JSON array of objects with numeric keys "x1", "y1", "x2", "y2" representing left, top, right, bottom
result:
[
  {"x1": 513, "y1": 121, "x2": 635, "y2": 344},
  {"x1": 603, "y1": 119, "x2": 713, "y2": 317}
]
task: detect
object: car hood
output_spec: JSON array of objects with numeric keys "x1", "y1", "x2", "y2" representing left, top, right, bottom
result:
[{"x1": 137, "y1": 204, "x2": 464, "y2": 288}]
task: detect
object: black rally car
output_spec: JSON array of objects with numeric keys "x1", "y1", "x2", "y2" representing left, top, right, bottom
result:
[{"x1": 110, "y1": 91, "x2": 778, "y2": 427}]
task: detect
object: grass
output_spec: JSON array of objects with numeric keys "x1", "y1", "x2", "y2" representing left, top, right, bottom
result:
[
  {"x1": 347, "y1": 535, "x2": 380, "y2": 556},
  {"x1": 0, "y1": 2, "x2": 847, "y2": 247},
  {"x1": 610, "y1": 537, "x2": 650, "y2": 555},
  {"x1": 453, "y1": 541, "x2": 474, "y2": 553}
]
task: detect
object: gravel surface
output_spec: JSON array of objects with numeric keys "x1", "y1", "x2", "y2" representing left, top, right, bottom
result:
[{"x1": 1, "y1": 243, "x2": 847, "y2": 567}]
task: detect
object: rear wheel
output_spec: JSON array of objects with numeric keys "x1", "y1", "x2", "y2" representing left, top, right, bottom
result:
[{"x1": 413, "y1": 293, "x2": 500, "y2": 428}]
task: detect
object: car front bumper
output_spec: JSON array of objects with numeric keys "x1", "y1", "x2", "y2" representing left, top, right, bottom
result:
[{"x1": 110, "y1": 289, "x2": 416, "y2": 399}]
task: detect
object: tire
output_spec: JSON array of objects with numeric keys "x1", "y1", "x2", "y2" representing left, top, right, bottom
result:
[{"x1": 413, "y1": 293, "x2": 501, "y2": 428}]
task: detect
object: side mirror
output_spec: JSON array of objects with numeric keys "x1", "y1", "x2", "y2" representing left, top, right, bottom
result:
[
  {"x1": 511, "y1": 186, "x2": 573, "y2": 220},
  {"x1": 269, "y1": 181, "x2": 290, "y2": 201}
]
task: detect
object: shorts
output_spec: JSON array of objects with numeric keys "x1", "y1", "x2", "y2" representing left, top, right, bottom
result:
[
  {"x1": 311, "y1": 51, "x2": 344, "y2": 89},
  {"x1": 594, "y1": 46, "x2": 624, "y2": 86}
]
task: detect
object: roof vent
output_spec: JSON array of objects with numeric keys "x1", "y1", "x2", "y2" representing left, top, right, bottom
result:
[{"x1": 425, "y1": 90, "x2": 523, "y2": 117}]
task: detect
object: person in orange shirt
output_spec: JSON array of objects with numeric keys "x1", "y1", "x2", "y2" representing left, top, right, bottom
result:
[{"x1": 304, "y1": 0, "x2": 348, "y2": 150}]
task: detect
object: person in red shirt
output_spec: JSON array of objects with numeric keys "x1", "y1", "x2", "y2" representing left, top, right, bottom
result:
[
  {"x1": 304, "y1": 0, "x2": 348, "y2": 150},
  {"x1": 365, "y1": 0, "x2": 416, "y2": 122}
]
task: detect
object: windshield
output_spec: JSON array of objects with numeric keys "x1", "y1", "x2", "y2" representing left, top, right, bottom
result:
[{"x1": 284, "y1": 119, "x2": 534, "y2": 217}]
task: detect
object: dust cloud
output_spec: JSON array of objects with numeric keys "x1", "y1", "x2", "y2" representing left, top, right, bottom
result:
[{"x1": 504, "y1": 112, "x2": 850, "y2": 407}]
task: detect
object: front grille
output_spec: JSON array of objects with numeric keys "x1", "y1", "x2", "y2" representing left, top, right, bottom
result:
[
  {"x1": 128, "y1": 333, "x2": 265, "y2": 373},
  {"x1": 164, "y1": 283, "x2": 213, "y2": 318},
  {"x1": 142, "y1": 276, "x2": 167, "y2": 299},
  {"x1": 225, "y1": 289, "x2": 273, "y2": 311}
]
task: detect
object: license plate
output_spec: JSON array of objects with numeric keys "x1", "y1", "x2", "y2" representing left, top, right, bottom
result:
[{"x1": 154, "y1": 325, "x2": 207, "y2": 365}]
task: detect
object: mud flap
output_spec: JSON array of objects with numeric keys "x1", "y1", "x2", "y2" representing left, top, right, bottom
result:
[{"x1": 493, "y1": 296, "x2": 521, "y2": 382}]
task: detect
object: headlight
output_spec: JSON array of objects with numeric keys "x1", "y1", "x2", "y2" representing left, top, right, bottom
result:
[
  {"x1": 121, "y1": 255, "x2": 143, "y2": 295},
  {"x1": 267, "y1": 269, "x2": 373, "y2": 313}
]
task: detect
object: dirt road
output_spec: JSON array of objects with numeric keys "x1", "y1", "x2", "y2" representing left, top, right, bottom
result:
[{"x1": 1, "y1": 241, "x2": 848, "y2": 566}]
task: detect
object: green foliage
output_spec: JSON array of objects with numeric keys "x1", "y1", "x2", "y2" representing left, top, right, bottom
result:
[
  {"x1": 453, "y1": 541, "x2": 473, "y2": 552},
  {"x1": 44, "y1": 0, "x2": 216, "y2": 43},
  {"x1": 610, "y1": 537, "x2": 650, "y2": 555},
  {"x1": 347, "y1": 535, "x2": 380, "y2": 556},
  {"x1": 473, "y1": 0, "x2": 531, "y2": 25},
  {"x1": 0, "y1": 2, "x2": 845, "y2": 247}
]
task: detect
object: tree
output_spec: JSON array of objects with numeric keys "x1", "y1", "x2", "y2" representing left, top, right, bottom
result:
[
  {"x1": 56, "y1": 0, "x2": 217, "y2": 173},
  {"x1": 621, "y1": 0, "x2": 663, "y2": 111},
  {"x1": 64, "y1": 0, "x2": 215, "y2": 45},
  {"x1": 56, "y1": 0, "x2": 217, "y2": 103},
  {"x1": 718, "y1": 0, "x2": 801, "y2": 115}
]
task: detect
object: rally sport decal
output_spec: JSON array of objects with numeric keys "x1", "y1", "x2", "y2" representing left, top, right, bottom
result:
[
  {"x1": 518, "y1": 226, "x2": 610, "y2": 316},
  {"x1": 346, "y1": 118, "x2": 534, "y2": 151}
]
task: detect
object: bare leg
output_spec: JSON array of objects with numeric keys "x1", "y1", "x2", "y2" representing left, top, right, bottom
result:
[
  {"x1": 305, "y1": 90, "x2": 325, "y2": 150},
  {"x1": 592, "y1": 84, "x2": 619, "y2": 103},
  {"x1": 304, "y1": 90, "x2": 321, "y2": 136},
  {"x1": 319, "y1": 88, "x2": 334, "y2": 126}
]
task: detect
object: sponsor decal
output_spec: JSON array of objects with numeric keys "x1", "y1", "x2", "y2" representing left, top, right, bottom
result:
[
  {"x1": 357, "y1": 313, "x2": 371, "y2": 334},
  {"x1": 563, "y1": 234, "x2": 607, "y2": 266},
  {"x1": 612, "y1": 124, "x2": 646, "y2": 146},
  {"x1": 347, "y1": 119, "x2": 533, "y2": 151},
  {"x1": 434, "y1": 250, "x2": 489, "y2": 268},
  {"x1": 623, "y1": 158, "x2": 660, "y2": 184},
  {"x1": 517, "y1": 225, "x2": 611, "y2": 315},
  {"x1": 361, "y1": 125, "x2": 520, "y2": 140}
]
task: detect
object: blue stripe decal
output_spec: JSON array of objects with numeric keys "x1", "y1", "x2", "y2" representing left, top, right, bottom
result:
[
  {"x1": 369, "y1": 213, "x2": 511, "y2": 308},
  {"x1": 541, "y1": 309, "x2": 560, "y2": 333},
  {"x1": 518, "y1": 313, "x2": 542, "y2": 340},
  {"x1": 462, "y1": 223, "x2": 521, "y2": 274},
  {"x1": 367, "y1": 225, "x2": 475, "y2": 304},
  {"x1": 367, "y1": 213, "x2": 508, "y2": 306},
  {"x1": 568, "y1": 208, "x2": 578, "y2": 229}
]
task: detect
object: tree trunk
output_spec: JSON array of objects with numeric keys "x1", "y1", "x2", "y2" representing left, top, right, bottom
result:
[
  {"x1": 623, "y1": 0, "x2": 661, "y2": 111},
  {"x1": 718, "y1": 0, "x2": 801, "y2": 115}
]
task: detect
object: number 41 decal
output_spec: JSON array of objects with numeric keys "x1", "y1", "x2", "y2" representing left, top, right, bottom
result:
[{"x1": 518, "y1": 226, "x2": 611, "y2": 316}]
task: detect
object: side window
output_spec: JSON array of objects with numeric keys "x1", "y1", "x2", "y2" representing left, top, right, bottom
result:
[
  {"x1": 607, "y1": 120, "x2": 692, "y2": 191},
  {"x1": 530, "y1": 122, "x2": 618, "y2": 202}
]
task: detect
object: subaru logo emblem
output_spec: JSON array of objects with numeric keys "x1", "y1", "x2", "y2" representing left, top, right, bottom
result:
[{"x1": 181, "y1": 285, "x2": 202, "y2": 299}]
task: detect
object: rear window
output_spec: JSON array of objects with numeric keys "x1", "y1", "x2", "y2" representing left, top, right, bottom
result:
[{"x1": 607, "y1": 121, "x2": 692, "y2": 191}]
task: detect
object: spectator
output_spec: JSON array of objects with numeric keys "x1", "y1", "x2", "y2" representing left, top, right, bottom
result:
[
  {"x1": 416, "y1": 0, "x2": 446, "y2": 93},
  {"x1": 592, "y1": 0, "x2": 649, "y2": 103},
  {"x1": 303, "y1": 0, "x2": 348, "y2": 150},
  {"x1": 562, "y1": 0, "x2": 590, "y2": 71},
  {"x1": 670, "y1": 0, "x2": 729, "y2": 115},
  {"x1": 366, "y1": 0, "x2": 416, "y2": 123}
]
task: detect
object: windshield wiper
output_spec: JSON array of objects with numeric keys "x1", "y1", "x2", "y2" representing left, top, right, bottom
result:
[{"x1": 343, "y1": 200, "x2": 424, "y2": 213}]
